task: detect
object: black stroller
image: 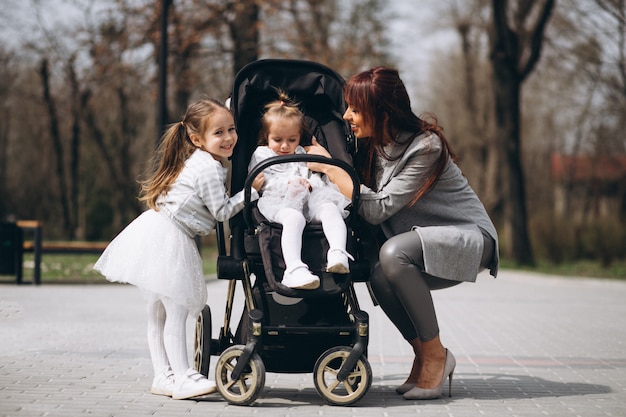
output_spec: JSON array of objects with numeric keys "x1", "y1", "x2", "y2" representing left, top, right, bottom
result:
[{"x1": 193, "y1": 59, "x2": 375, "y2": 406}]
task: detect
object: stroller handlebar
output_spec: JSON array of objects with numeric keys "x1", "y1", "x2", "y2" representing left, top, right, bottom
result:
[{"x1": 243, "y1": 154, "x2": 361, "y2": 229}]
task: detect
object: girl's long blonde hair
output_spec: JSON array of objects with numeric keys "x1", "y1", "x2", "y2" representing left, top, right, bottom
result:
[{"x1": 140, "y1": 98, "x2": 228, "y2": 209}]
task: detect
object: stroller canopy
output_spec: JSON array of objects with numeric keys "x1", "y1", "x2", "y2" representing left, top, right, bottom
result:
[{"x1": 229, "y1": 59, "x2": 354, "y2": 195}]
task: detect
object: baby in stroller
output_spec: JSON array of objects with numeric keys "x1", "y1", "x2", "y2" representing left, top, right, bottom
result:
[{"x1": 249, "y1": 90, "x2": 354, "y2": 290}]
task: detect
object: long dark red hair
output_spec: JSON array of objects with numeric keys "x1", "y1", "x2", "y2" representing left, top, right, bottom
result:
[{"x1": 344, "y1": 66, "x2": 456, "y2": 206}]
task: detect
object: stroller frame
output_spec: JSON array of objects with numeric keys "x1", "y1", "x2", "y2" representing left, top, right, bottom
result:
[{"x1": 193, "y1": 59, "x2": 374, "y2": 406}]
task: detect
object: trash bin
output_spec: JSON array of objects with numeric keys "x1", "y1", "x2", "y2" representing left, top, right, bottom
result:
[{"x1": 0, "y1": 222, "x2": 23, "y2": 280}]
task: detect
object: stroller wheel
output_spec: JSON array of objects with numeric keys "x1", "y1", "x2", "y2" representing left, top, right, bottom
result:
[
  {"x1": 193, "y1": 305, "x2": 212, "y2": 377},
  {"x1": 313, "y1": 346, "x2": 372, "y2": 406},
  {"x1": 215, "y1": 345, "x2": 266, "y2": 405}
]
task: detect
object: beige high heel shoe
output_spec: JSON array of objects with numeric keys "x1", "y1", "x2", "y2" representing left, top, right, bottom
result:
[
  {"x1": 395, "y1": 355, "x2": 421, "y2": 394},
  {"x1": 395, "y1": 382, "x2": 415, "y2": 395},
  {"x1": 403, "y1": 349, "x2": 456, "y2": 400}
]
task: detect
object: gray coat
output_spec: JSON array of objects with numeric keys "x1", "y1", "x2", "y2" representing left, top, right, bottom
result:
[{"x1": 358, "y1": 131, "x2": 499, "y2": 282}]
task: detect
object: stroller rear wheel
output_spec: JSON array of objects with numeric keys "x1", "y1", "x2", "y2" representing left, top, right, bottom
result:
[
  {"x1": 193, "y1": 305, "x2": 212, "y2": 377},
  {"x1": 313, "y1": 346, "x2": 372, "y2": 405},
  {"x1": 215, "y1": 345, "x2": 266, "y2": 405}
]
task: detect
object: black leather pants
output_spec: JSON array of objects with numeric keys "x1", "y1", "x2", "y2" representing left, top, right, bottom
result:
[{"x1": 369, "y1": 229, "x2": 495, "y2": 342}]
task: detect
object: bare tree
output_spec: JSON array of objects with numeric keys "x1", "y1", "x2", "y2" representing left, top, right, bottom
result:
[
  {"x1": 556, "y1": 0, "x2": 626, "y2": 219},
  {"x1": 0, "y1": 0, "x2": 394, "y2": 241},
  {"x1": 489, "y1": 0, "x2": 556, "y2": 264},
  {"x1": 125, "y1": 0, "x2": 260, "y2": 119},
  {"x1": 261, "y1": 0, "x2": 392, "y2": 76},
  {"x1": 0, "y1": 48, "x2": 17, "y2": 220},
  {"x1": 82, "y1": 9, "x2": 155, "y2": 231},
  {"x1": 38, "y1": 59, "x2": 73, "y2": 237},
  {"x1": 439, "y1": 0, "x2": 501, "y2": 208},
  {"x1": 226, "y1": 0, "x2": 260, "y2": 74}
]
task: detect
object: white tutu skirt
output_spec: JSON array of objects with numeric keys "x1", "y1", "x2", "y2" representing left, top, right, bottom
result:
[{"x1": 94, "y1": 210, "x2": 208, "y2": 317}]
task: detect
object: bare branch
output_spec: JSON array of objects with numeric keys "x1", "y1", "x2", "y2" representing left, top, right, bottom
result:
[{"x1": 520, "y1": 0, "x2": 556, "y2": 79}]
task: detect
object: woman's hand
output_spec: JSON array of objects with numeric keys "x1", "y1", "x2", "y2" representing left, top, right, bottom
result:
[
  {"x1": 305, "y1": 136, "x2": 331, "y2": 157},
  {"x1": 251, "y1": 172, "x2": 265, "y2": 192},
  {"x1": 304, "y1": 137, "x2": 331, "y2": 173},
  {"x1": 304, "y1": 137, "x2": 354, "y2": 199}
]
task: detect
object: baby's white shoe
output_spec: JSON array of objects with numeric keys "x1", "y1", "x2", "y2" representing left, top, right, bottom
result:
[
  {"x1": 326, "y1": 249, "x2": 353, "y2": 274},
  {"x1": 282, "y1": 266, "x2": 320, "y2": 289},
  {"x1": 151, "y1": 367, "x2": 175, "y2": 397},
  {"x1": 172, "y1": 368, "x2": 217, "y2": 400}
]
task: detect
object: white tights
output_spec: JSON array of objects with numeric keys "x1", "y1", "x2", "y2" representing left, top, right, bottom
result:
[
  {"x1": 146, "y1": 296, "x2": 190, "y2": 378},
  {"x1": 278, "y1": 202, "x2": 347, "y2": 272}
]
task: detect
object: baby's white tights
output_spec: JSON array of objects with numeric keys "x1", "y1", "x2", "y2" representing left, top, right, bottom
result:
[
  {"x1": 278, "y1": 203, "x2": 347, "y2": 271},
  {"x1": 311, "y1": 202, "x2": 348, "y2": 253},
  {"x1": 277, "y1": 207, "x2": 308, "y2": 272}
]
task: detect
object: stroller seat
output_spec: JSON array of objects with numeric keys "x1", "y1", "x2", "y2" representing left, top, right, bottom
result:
[{"x1": 242, "y1": 152, "x2": 368, "y2": 298}]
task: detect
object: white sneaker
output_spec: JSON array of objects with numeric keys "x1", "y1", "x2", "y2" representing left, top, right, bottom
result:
[
  {"x1": 281, "y1": 266, "x2": 320, "y2": 289},
  {"x1": 151, "y1": 368, "x2": 175, "y2": 397},
  {"x1": 326, "y1": 249, "x2": 352, "y2": 274},
  {"x1": 171, "y1": 368, "x2": 217, "y2": 400}
]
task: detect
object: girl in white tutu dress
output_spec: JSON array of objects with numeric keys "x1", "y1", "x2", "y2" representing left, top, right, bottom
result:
[
  {"x1": 248, "y1": 91, "x2": 353, "y2": 290},
  {"x1": 94, "y1": 98, "x2": 263, "y2": 400}
]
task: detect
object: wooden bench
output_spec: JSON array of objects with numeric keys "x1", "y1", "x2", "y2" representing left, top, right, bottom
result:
[
  {"x1": 22, "y1": 241, "x2": 108, "y2": 254},
  {"x1": 7, "y1": 221, "x2": 107, "y2": 285}
]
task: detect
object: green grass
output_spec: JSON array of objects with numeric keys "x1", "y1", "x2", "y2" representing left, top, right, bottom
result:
[
  {"x1": 498, "y1": 258, "x2": 626, "y2": 280},
  {"x1": 3, "y1": 243, "x2": 625, "y2": 284},
  {"x1": 1, "y1": 245, "x2": 219, "y2": 284}
]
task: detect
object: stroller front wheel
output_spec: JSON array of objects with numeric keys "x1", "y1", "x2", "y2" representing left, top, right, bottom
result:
[
  {"x1": 215, "y1": 345, "x2": 266, "y2": 405},
  {"x1": 313, "y1": 346, "x2": 372, "y2": 406}
]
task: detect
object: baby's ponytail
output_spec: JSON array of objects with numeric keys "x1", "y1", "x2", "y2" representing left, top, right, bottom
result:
[{"x1": 258, "y1": 89, "x2": 306, "y2": 145}]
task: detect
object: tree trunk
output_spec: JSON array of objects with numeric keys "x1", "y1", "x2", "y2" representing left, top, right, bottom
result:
[
  {"x1": 489, "y1": 0, "x2": 555, "y2": 265},
  {"x1": 157, "y1": 0, "x2": 171, "y2": 142},
  {"x1": 0, "y1": 105, "x2": 9, "y2": 218},
  {"x1": 40, "y1": 58, "x2": 72, "y2": 239},
  {"x1": 228, "y1": 0, "x2": 259, "y2": 75},
  {"x1": 492, "y1": 67, "x2": 533, "y2": 263},
  {"x1": 67, "y1": 57, "x2": 87, "y2": 239},
  {"x1": 117, "y1": 86, "x2": 143, "y2": 218}
]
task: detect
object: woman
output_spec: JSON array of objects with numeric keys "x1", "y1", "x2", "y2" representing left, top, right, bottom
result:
[{"x1": 306, "y1": 67, "x2": 498, "y2": 400}]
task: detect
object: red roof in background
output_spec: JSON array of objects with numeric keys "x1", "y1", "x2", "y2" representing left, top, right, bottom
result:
[{"x1": 551, "y1": 154, "x2": 626, "y2": 182}]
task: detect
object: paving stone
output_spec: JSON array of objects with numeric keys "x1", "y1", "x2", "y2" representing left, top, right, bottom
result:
[{"x1": 1, "y1": 270, "x2": 625, "y2": 416}]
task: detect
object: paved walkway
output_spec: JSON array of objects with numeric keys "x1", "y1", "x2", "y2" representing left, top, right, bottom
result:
[{"x1": 1, "y1": 269, "x2": 625, "y2": 416}]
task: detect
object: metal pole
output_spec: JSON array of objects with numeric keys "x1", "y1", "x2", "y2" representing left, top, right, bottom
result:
[{"x1": 156, "y1": 0, "x2": 171, "y2": 145}]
